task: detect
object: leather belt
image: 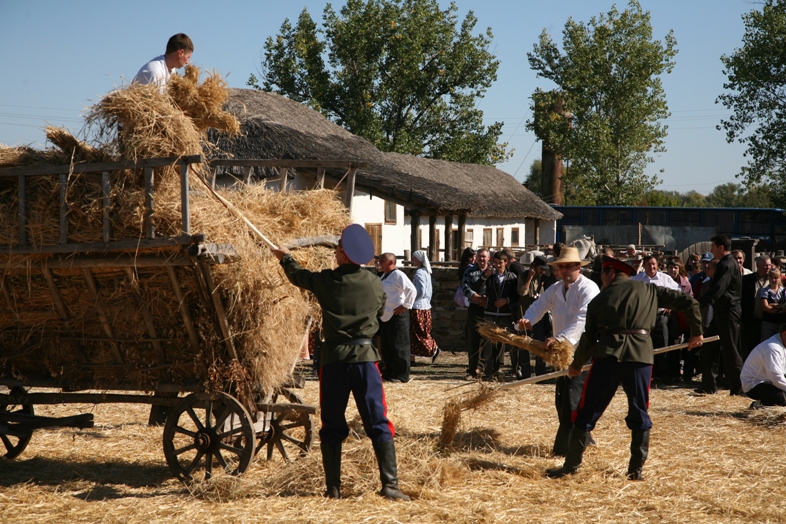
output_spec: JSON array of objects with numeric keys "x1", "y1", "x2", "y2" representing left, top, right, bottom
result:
[
  {"x1": 611, "y1": 329, "x2": 650, "y2": 335},
  {"x1": 324, "y1": 337, "x2": 373, "y2": 347}
]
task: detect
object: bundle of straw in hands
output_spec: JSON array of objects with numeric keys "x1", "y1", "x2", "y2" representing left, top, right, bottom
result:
[{"x1": 475, "y1": 319, "x2": 574, "y2": 371}]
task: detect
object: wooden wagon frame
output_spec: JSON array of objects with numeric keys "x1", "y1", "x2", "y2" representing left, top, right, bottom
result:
[{"x1": 0, "y1": 155, "x2": 358, "y2": 481}]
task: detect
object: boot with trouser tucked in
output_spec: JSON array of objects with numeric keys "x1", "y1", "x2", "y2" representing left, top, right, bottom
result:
[
  {"x1": 627, "y1": 429, "x2": 650, "y2": 480},
  {"x1": 546, "y1": 427, "x2": 588, "y2": 478},
  {"x1": 321, "y1": 442, "x2": 342, "y2": 499},
  {"x1": 373, "y1": 440, "x2": 410, "y2": 501}
]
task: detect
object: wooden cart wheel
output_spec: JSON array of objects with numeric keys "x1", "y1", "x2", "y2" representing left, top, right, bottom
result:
[
  {"x1": 162, "y1": 392, "x2": 256, "y2": 482},
  {"x1": 258, "y1": 388, "x2": 314, "y2": 462},
  {"x1": 1, "y1": 387, "x2": 34, "y2": 460}
]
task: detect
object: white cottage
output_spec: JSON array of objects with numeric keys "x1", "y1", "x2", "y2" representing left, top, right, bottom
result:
[{"x1": 210, "y1": 89, "x2": 561, "y2": 260}]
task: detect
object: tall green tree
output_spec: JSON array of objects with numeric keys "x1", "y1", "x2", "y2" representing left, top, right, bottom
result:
[
  {"x1": 527, "y1": 0, "x2": 677, "y2": 205},
  {"x1": 250, "y1": 0, "x2": 508, "y2": 165},
  {"x1": 718, "y1": 0, "x2": 786, "y2": 188}
]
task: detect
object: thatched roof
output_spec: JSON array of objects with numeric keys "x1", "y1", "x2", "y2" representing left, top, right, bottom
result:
[{"x1": 210, "y1": 89, "x2": 561, "y2": 221}]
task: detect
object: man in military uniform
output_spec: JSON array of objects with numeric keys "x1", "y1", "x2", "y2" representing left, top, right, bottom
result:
[
  {"x1": 272, "y1": 224, "x2": 409, "y2": 501},
  {"x1": 546, "y1": 256, "x2": 704, "y2": 481}
]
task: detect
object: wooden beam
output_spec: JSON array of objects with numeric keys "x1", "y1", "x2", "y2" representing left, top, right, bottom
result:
[
  {"x1": 316, "y1": 167, "x2": 325, "y2": 189},
  {"x1": 0, "y1": 155, "x2": 204, "y2": 178},
  {"x1": 198, "y1": 260, "x2": 238, "y2": 361},
  {"x1": 166, "y1": 266, "x2": 200, "y2": 352},
  {"x1": 82, "y1": 268, "x2": 123, "y2": 363},
  {"x1": 534, "y1": 218, "x2": 540, "y2": 246},
  {"x1": 409, "y1": 212, "x2": 420, "y2": 258},
  {"x1": 343, "y1": 167, "x2": 356, "y2": 212},
  {"x1": 124, "y1": 267, "x2": 166, "y2": 364},
  {"x1": 209, "y1": 159, "x2": 368, "y2": 169},
  {"x1": 41, "y1": 266, "x2": 88, "y2": 364},
  {"x1": 180, "y1": 163, "x2": 190, "y2": 235},
  {"x1": 102, "y1": 172, "x2": 111, "y2": 243},
  {"x1": 458, "y1": 214, "x2": 467, "y2": 252},
  {"x1": 428, "y1": 215, "x2": 437, "y2": 262},
  {"x1": 444, "y1": 214, "x2": 454, "y2": 262},
  {"x1": 2, "y1": 235, "x2": 195, "y2": 255}
]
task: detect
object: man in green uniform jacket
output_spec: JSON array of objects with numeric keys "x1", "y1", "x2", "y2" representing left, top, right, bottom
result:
[
  {"x1": 272, "y1": 224, "x2": 409, "y2": 501},
  {"x1": 547, "y1": 256, "x2": 704, "y2": 480}
]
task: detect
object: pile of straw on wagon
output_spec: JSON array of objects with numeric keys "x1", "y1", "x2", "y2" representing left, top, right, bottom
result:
[{"x1": 0, "y1": 66, "x2": 346, "y2": 396}]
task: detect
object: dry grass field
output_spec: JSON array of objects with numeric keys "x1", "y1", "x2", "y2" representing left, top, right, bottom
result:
[{"x1": 3, "y1": 353, "x2": 786, "y2": 524}]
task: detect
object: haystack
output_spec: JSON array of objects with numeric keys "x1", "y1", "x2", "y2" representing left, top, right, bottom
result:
[{"x1": 0, "y1": 67, "x2": 346, "y2": 397}]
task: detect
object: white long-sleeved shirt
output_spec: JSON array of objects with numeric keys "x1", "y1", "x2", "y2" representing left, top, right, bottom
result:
[
  {"x1": 380, "y1": 269, "x2": 416, "y2": 322},
  {"x1": 631, "y1": 270, "x2": 680, "y2": 290},
  {"x1": 741, "y1": 333, "x2": 786, "y2": 393},
  {"x1": 133, "y1": 55, "x2": 172, "y2": 93},
  {"x1": 521, "y1": 274, "x2": 600, "y2": 345}
]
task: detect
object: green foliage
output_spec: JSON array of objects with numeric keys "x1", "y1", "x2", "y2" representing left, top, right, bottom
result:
[
  {"x1": 718, "y1": 0, "x2": 786, "y2": 189},
  {"x1": 251, "y1": 0, "x2": 509, "y2": 165},
  {"x1": 527, "y1": 0, "x2": 677, "y2": 206}
]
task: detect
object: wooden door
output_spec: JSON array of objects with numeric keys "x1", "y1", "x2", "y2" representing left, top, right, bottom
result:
[{"x1": 365, "y1": 223, "x2": 382, "y2": 257}]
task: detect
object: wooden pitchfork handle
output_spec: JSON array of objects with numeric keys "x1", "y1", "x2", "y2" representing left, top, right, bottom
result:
[
  {"x1": 195, "y1": 173, "x2": 279, "y2": 250},
  {"x1": 494, "y1": 335, "x2": 720, "y2": 391}
]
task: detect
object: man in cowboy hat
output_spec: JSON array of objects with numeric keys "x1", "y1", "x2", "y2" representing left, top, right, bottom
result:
[
  {"x1": 516, "y1": 246, "x2": 600, "y2": 456},
  {"x1": 546, "y1": 256, "x2": 703, "y2": 481},
  {"x1": 271, "y1": 224, "x2": 409, "y2": 501}
]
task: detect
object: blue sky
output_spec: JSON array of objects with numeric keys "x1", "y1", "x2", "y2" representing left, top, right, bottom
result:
[{"x1": 0, "y1": 0, "x2": 754, "y2": 195}]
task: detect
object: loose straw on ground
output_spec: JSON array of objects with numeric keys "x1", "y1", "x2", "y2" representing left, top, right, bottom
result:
[
  {"x1": 475, "y1": 319, "x2": 574, "y2": 370},
  {"x1": 439, "y1": 335, "x2": 721, "y2": 450}
]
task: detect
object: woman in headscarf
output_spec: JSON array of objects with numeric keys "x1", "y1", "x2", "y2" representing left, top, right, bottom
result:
[{"x1": 410, "y1": 250, "x2": 440, "y2": 363}]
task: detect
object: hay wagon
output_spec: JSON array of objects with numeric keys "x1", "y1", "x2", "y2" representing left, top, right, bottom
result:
[{"x1": 0, "y1": 155, "x2": 317, "y2": 481}]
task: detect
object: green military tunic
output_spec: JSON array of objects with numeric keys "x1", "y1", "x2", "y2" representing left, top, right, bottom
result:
[
  {"x1": 280, "y1": 254, "x2": 385, "y2": 367},
  {"x1": 571, "y1": 277, "x2": 703, "y2": 368}
]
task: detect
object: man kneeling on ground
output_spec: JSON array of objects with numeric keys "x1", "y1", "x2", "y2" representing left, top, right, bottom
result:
[{"x1": 742, "y1": 324, "x2": 786, "y2": 409}]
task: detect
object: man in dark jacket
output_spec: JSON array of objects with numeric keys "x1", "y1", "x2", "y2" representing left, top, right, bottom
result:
[
  {"x1": 699, "y1": 234, "x2": 744, "y2": 395},
  {"x1": 473, "y1": 250, "x2": 519, "y2": 379},
  {"x1": 272, "y1": 224, "x2": 409, "y2": 501},
  {"x1": 546, "y1": 256, "x2": 703, "y2": 481}
]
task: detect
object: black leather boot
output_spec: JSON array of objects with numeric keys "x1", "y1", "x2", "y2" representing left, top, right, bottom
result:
[
  {"x1": 546, "y1": 427, "x2": 588, "y2": 478},
  {"x1": 372, "y1": 440, "x2": 411, "y2": 501},
  {"x1": 627, "y1": 430, "x2": 650, "y2": 480},
  {"x1": 320, "y1": 441, "x2": 342, "y2": 498}
]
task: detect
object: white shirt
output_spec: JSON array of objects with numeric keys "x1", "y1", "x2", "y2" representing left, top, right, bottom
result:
[
  {"x1": 741, "y1": 333, "x2": 786, "y2": 393},
  {"x1": 521, "y1": 274, "x2": 600, "y2": 345},
  {"x1": 380, "y1": 269, "x2": 416, "y2": 322},
  {"x1": 133, "y1": 55, "x2": 172, "y2": 92},
  {"x1": 631, "y1": 271, "x2": 680, "y2": 290}
]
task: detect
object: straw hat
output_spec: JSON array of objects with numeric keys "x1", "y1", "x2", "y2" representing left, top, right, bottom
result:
[{"x1": 547, "y1": 246, "x2": 591, "y2": 267}]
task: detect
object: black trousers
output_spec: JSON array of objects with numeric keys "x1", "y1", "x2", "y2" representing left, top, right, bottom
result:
[
  {"x1": 714, "y1": 310, "x2": 743, "y2": 394},
  {"x1": 748, "y1": 382, "x2": 786, "y2": 406},
  {"x1": 553, "y1": 371, "x2": 589, "y2": 453},
  {"x1": 466, "y1": 304, "x2": 485, "y2": 376},
  {"x1": 378, "y1": 313, "x2": 411, "y2": 382}
]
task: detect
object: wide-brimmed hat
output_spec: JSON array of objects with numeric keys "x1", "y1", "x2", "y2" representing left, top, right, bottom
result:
[
  {"x1": 548, "y1": 246, "x2": 591, "y2": 267},
  {"x1": 519, "y1": 250, "x2": 545, "y2": 266}
]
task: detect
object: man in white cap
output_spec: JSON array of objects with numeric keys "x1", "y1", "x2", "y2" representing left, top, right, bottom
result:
[
  {"x1": 516, "y1": 246, "x2": 600, "y2": 456},
  {"x1": 271, "y1": 224, "x2": 409, "y2": 501}
]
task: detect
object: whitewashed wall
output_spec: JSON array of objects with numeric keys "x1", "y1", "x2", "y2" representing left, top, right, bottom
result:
[{"x1": 267, "y1": 175, "x2": 556, "y2": 260}]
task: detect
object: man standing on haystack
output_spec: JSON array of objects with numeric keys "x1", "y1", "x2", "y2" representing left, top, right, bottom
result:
[
  {"x1": 271, "y1": 225, "x2": 410, "y2": 501},
  {"x1": 516, "y1": 246, "x2": 600, "y2": 456},
  {"x1": 546, "y1": 256, "x2": 703, "y2": 481},
  {"x1": 133, "y1": 33, "x2": 193, "y2": 91}
]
